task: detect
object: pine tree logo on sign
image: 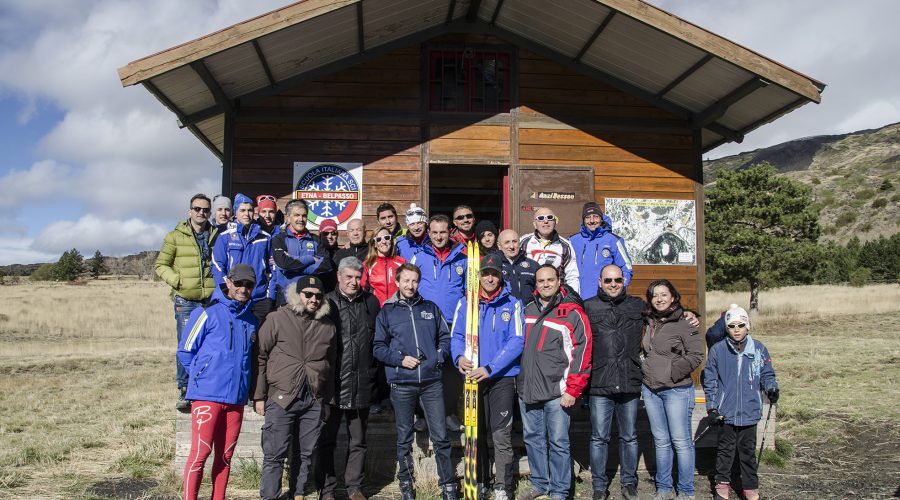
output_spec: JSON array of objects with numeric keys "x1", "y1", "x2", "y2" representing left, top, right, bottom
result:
[{"x1": 293, "y1": 162, "x2": 363, "y2": 229}]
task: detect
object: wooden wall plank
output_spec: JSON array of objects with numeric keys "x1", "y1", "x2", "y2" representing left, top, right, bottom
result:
[
  {"x1": 595, "y1": 190, "x2": 696, "y2": 200},
  {"x1": 519, "y1": 128, "x2": 692, "y2": 150},
  {"x1": 594, "y1": 176, "x2": 695, "y2": 193},
  {"x1": 519, "y1": 144, "x2": 694, "y2": 164}
]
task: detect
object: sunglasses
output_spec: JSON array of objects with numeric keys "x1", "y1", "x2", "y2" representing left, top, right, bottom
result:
[
  {"x1": 190, "y1": 206, "x2": 211, "y2": 213},
  {"x1": 374, "y1": 235, "x2": 392, "y2": 243},
  {"x1": 232, "y1": 280, "x2": 255, "y2": 289},
  {"x1": 454, "y1": 213, "x2": 474, "y2": 221},
  {"x1": 534, "y1": 214, "x2": 556, "y2": 222},
  {"x1": 257, "y1": 195, "x2": 276, "y2": 202},
  {"x1": 301, "y1": 291, "x2": 324, "y2": 300},
  {"x1": 726, "y1": 323, "x2": 747, "y2": 330},
  {"x1": 602, "y1": 277, "x2": 624, "y2": 284},
  {"x1": 407, "y1": 208, "x2": 426, "y2": 216}
]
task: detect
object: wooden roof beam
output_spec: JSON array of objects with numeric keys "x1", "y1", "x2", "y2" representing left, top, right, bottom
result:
[
  {"x1": 466, "y1": 0, "x2": 483, "y2": 22},
  {"x1": 656, "y1": 53, "x2": 713, "y2": 99},
  {"x1": 446, "y1": 0, "x2": 457, "y2": 24},
  {"x1": 692, "y1": 77, "x2": 768, "y2": 128},
  {"x1": 252, "y1": 40, "x2": 276, "y2": 87},
  {"x1": 356, "y1": 2, "x2": 365, "y2": 54},
  {"x1": 706, "y1": 122, "x2": 743, "y2": 144},
  {"x1": 190, "y1": 60, "x2": 233, "y2": 114},
  {"x1": 489, "y1": 0, "x2": 505, "y2": 25},
  {"x1": 142, "y1": 80, "x2": 223, "y2": 159},
  {"x1": 574, "y1": 10, "x2": 616, "y2": 63}
]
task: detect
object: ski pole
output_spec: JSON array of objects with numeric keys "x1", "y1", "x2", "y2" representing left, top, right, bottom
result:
[{"x1": 756, "y1": 403, "x2": 775, "y2": 466}]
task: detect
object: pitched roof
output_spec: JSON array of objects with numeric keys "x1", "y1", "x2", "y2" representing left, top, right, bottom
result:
[{"x1": 118, "y1": 0, "x2": 825, "y2": 158}]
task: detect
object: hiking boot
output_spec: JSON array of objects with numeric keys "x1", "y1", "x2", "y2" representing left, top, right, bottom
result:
[
  {"x1": 713, "y1": 483, "x2": 730, "y2": 499},
  {"x1": 441, "y1": 484, "x2": 459, "y2": 500},
  {"x1": 592, "y1": 490, "x2": 609, "y2": 500},
  {"x1": 652, "y1": 492, "x2": 674, "y2": 500},
  {"x1": 446, "y1": 414, "x2": 465, "y2": 432},
  {"x1": 413, "y1": 416, "x2": 427, "y2": 432},
  {"x1": 399, "y1": 481, "x2": 415, "y2": 500},
  {"x1": 517, "y1": 488, "x2": 548, "y2": 500},
  {"x1": 742, "y1": 490, "x2": 759, "y2": 500},
  {"x1": 348, "y1": 489, "x2": 367, "y2": 500},
  {"x1": 494, "y1": 488, "x2": 510, "y2": 500},
  {"x1": 674, "y1": 495, "x2": 694, "y2": 500},
  {"x1": 318, "y1": 492, "x2": 335, "y2": 500},
  {"x1": 176, "y1": 388, "x2": 192, "y2": 414},
  {"x1": 621, "y1": 485, "x2": 638, "y2": 500}
]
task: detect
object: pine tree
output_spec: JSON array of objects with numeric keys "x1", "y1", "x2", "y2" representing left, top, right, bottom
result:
[
  {"x1": 53, "y1": 249, "x2": 84, "y2": 282},
  {"x1": 88, "y1": 250, "x2": 108, "y2": 279},
  {"x1": 705, "y1": 163, "x2": 820, "y2": 311}
]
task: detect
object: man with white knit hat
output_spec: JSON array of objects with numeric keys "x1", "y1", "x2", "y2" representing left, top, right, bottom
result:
[
  {"x1": 703, "y1": 304, "x2": 779, "y2": 500},
  {"x1": 397, "y1": 203, "x2": 430, "y2": 261}
]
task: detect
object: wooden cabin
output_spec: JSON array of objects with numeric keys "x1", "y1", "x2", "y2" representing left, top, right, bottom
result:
[{"x1": 118, "y1": 0, "x2": 825, "y2": 315}]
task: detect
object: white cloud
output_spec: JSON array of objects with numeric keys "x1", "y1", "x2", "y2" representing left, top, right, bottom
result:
[
  {"x1": 32, "y1": 214, "x2": 169, "y2": 256},
  {"x1": 0, "y1": 159, "x2": 71, "y2": 208},
  {"x1": 0, "y1": 237, "x2": 58, "y2": 266}
]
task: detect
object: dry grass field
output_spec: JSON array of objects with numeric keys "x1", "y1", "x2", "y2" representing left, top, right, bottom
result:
[{"x1": 0, "y1": 280, "x2": 898, "y2": 499}]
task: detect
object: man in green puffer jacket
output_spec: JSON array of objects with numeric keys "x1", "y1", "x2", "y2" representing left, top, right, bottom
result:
[{"x1": 155, "y1": 193, "x2": 219, "y2": 413}]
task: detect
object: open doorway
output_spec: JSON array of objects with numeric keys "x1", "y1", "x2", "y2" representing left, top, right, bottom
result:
[{"x1": 429, "y1": 164, "x2": 507, "y2": 228}]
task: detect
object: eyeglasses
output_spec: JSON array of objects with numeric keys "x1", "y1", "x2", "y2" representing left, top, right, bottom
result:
[
  {"x1": 374, "y1": 235, "x2": 392, "y2": 243},
  {"x1": 232, "y1": 280, "x2": 254, "y2": 289},
  {"x1": 602, "y1": 277, "x2": 624, "y2": 284},
  {"x1": 190, "y1": 206, "x2": 211, "y2": 213},
  {"x1": 257, "y1": 195, "x2": 276, "y2": 202},
  {"x1": 534, "y1": 214, "x2": 556, "y2": 222},
  {"x1": 454, "y1": 213, "x2": 474, "y2": 221},
  {"x1": 726, "y1": 323, "x2": 746, "y2": 330},
  {"x1": 301, "y1": 291, "x2": 324, "y2": 300}
]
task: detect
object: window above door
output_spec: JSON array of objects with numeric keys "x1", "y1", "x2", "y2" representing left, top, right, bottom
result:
[{"x1": 427, "y1": 45, "x2": 513, "y2": 113}]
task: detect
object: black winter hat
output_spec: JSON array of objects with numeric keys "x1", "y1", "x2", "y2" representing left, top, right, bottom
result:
[
  {"x1": 295, "y1": 275, "x2": 324, "y2": 294},
  {"x1": 474, "y1": 220, "x2": 498, "y2": 240},
  {"x1": 582, "y1": 202, "x2": 603, "y2": 219}
]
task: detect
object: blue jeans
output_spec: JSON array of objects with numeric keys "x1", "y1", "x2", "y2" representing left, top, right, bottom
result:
[
  {"x1": 589, "y1": 394, "x2": 639, "y2": 492},
  {"x1": 174, "y1": 296, "x2": 205, "y2": 389},
  {"x1": 642, "y1": 384, "x2": 696, "y2": 495},
  {"x1": 390, "y1": 381, "x2": 454, "y2": 486},
  {"x1": 519, "y1": 397, "x2": 572, "y2": 498}
]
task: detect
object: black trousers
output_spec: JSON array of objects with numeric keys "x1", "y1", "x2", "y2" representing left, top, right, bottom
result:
[
  {"x1": 475, "y1": 376, "x2": 517, "y2": 491},
  {"x1": 715, "y1": 423, "x2": 759, "y2": 490},
  {"x1": 443, "y1": 362, "x2": 464, "y2": 417},
  {"x1": 315, "y1": 407, "x2": 370, "y2": 494},
  {"x1": 260, "y1": 393, "x2": 323, "y2": 499}
]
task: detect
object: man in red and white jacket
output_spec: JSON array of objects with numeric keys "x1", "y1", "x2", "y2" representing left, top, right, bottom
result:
[{"x1": 516, "y1": 264, "x2": 592, "y2": 500}]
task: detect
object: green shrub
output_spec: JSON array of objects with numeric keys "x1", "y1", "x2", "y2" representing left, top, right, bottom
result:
[
  {"x1": 872, "y1": 197, "x2": 888, "y2": 208},
  {"x1": 860, "y1": 222, "x2": 873, "y2": 232},
  {"x1": 810, "y1": 177, "x2": 821, "y2": 185},
  {"x1": 855, "y1": 188, "x2": 875, "y2": 200},
  {"x1": 849, "y1": 267, "x2": 871, "y2": 287},
  {"x1": 835, "y1": 212, "x2": 857, "y2": 227},
  {"x1": 880, "y1": 179, "x2": 894, "y2": 191},
  {"x1": 30, "y1": 264, "x2": 56, "y2": 281}
]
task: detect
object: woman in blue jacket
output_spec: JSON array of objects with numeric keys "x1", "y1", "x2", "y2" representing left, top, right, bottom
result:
[
  {"x1": 177, "y1": 264, "x2": 258, "y2": 500},
  {"x1": 703, "y1": 304, "x2": 779, "y2": 500}
]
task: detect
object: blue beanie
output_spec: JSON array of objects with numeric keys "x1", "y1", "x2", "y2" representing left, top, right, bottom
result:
[{"x1": 232, "y1": 193, "x2": 253, "y2": 214}]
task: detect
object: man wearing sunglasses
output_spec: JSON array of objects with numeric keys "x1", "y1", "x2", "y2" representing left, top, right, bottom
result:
[
  {"x1": 212, "y1": 193, "x2": 274, "y2": 326},
  {"x1": 583, "y1": 265, "x2": 700, "y2": 500},
  {"x1": 519, "y1": 207, "x2": 581, "y2": 294},
  {"x1": 254, "y1": 275, "x2": 338, "y2": 500},
  {"x1": 397, "y1": 203, "x2": 430, "y2": 261},
  {"x1": 449, "y1": 205, "x2": 477, "y2": 247},
  {"x1": 156, "y1": 193, "x2": 218, "y2": 413},
  {"x1": 569, "y1": 202, "x2": 633, "y2": 300},
  {"x1": 373, "y1": 263, "x2": 457, "y2": 500}
]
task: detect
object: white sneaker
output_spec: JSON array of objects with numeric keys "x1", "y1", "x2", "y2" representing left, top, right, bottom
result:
[{"x1": 494, "y1": 488, "x2": 509, "y2": 500}]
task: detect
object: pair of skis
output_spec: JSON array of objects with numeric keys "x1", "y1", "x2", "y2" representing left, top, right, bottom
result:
[{"x1": 463, "y1": 241, "x2": 480, "y2": 500}]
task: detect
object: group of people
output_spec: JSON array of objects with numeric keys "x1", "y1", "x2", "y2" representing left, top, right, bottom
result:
[{"x1": 156, "y1": 193, "x2": 779, "y2": 500}]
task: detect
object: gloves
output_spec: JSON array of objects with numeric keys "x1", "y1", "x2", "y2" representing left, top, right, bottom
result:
[
  {"x1": 707, "y1": 408, "x2": 725, "y2": 425},
  {"x1": 767, "y1": 388, "x2": 779, "y2": 404}
]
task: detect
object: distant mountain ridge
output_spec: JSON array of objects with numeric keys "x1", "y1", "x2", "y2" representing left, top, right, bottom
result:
[
  {"x1": 0, "y1": 251, "x2": 158, "y2": 278},
  {"x1": 704, "y1": 121, "x2": 900, "y2": 243}
]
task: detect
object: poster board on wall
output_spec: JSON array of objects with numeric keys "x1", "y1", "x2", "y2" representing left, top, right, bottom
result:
[
  {"x1": 293, "y1": 162, "x2": 363, "y2": 230},
  {"x1": 605, "y1": 198, "x2": 697, "y2": 265}
]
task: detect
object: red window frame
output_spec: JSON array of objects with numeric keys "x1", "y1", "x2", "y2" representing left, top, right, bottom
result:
[{"x1": 427, "y1": 48, "x2": 512, "y2": 113}]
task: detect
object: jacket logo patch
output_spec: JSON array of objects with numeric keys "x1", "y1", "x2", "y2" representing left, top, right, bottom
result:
[
  {"x1": 421, "y1": 311, "x2": 434, "y2": 320},
  {"x1": 520, "y1": 262, "x2": 530, "y2": 268},
  {"x1": 306, "y1": 242, "x2": 314, "y2": 249},
  {"x1": 601, "y1": 248, "x2": 611, "y2": 258},
  {"x1": 500, "y1": 410, "x2": 509, "y2": 417},
  {"x1": 501, "y1": 311, "x2": 511, "y2": 321},
  {"x1": 455, "y1": 265, "x2": 464, "y2": 276}
]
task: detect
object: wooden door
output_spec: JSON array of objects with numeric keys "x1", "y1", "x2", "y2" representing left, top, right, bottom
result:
[{"x1": 514, "y1": 165, "x2": 595, "y2": 238}]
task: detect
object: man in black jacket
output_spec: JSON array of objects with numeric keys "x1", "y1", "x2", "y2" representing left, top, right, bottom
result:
[
  {"x1": 334, "y1": 219, "x2": 368, "y2": 265},
  {"x1": 317, "y1": 257, "x2": 381, "y2": 500},
  {"x1": 583, "y1": 264, "x2": 643, "y2": 500},
  {"x1": 497, "y1": 229, "x2": 540, "y2": 303},
  {"x1": 584, "y1": 265, "x2": 700, "y2": 500}
]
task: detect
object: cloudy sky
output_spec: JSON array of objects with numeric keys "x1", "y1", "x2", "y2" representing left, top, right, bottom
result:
[{"x1": 0, "y1": 0, "x2": 897, "y2": 265}]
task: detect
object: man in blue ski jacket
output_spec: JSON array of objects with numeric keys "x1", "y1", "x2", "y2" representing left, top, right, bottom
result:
[
  {"x1": 211, "y1": 193, "x2": 272, "y2": 324},
  {"x1": 270, "y1": 199, "x2": 332, "y2": 306},
  {"x1": 373, "y1": 263, "x2": 457, "y2": 500},
  {"x1": 450, "y1": 253, "x2": 524, "y2": 500},
  {"x1": 569, "y1": 202, "x2": 633, "y2": 300}
]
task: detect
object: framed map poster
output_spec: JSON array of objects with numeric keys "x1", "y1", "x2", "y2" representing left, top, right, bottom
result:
[{"x1": 605, "y1": 198, "x2": 697, "y2": 265}]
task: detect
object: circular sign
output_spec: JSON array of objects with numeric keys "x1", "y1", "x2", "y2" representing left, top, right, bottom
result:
[{"x1": 294, "y1": 164, "x2": 361, "y2": 227}]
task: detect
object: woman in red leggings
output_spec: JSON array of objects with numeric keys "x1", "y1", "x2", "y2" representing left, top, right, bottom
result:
[{"x1": 177, "y1": 264, "x2": 258, "y2": 500}]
